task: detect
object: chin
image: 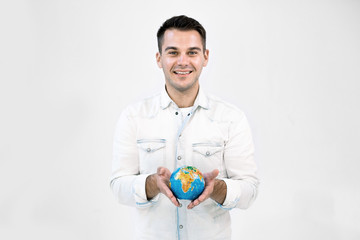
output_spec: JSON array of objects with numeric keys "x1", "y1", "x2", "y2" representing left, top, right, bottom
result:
[
  {"x1": 175, "y1": 83, "x2": 197, "y2": 92},
  {"x1": 167, "y1": 77, "x2": 198, "y2": 92}
]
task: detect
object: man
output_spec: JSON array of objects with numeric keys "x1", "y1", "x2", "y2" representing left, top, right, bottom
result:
[{"x1": 110, "y1": 15, "x2": 259, "y2": 240}]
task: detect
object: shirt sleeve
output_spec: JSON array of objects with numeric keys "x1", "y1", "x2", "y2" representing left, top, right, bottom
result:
[
  {"x1": 218, "y1": 112, "x2": 259, "y2": 210},
  {"x1": 109, "y1": 107, "x2": 160, "y2": 208}
]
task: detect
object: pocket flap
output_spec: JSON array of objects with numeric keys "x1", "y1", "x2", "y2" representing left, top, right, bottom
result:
[
  {"x1": 192, "y1": 142, "x2": 223, "y2": 157},
  {"x1": 137, "y1": 139, "x2": 166, "y2": 153}
]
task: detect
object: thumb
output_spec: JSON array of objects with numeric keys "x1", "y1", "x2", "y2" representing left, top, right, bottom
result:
[
  {"x1": 157, "y1": 167, "x2": 166, "y2": 176},
  {"x1": 211, "y1": 169, "x2": 219, "y2": 179},
  {"x1": 204, "y1": 169, "x2": 219, "y2": 180}
]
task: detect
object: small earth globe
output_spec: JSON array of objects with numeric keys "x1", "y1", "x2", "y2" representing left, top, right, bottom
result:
[{"x1": 169, "y1": 166, "x2": 205, "y2": 200}]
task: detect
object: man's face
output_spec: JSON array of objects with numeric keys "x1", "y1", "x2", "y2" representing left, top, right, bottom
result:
[{"x1": 156, "y1": 29, "x2": 209, "y2": 94}]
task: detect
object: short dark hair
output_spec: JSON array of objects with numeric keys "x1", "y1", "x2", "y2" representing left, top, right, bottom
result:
[{"x1": 157, "y1": 15, "x2": 206, "y2": 54}]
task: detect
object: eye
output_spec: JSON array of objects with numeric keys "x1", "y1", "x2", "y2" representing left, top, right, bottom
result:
[
  {"x1": 188, "y1": 51, "x2": 198, "y2": 55},
  {"x1": 168, "y1": 51, "x2": 178, "y2": 55}
]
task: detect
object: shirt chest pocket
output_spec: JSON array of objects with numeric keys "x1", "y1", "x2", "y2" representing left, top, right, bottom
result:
[
  {"x1": 137, "y1": 139, "x2": 166, "y2": 174},
  {"x1": 192, "y1": 142, "x2": 224, "y2": 174}
]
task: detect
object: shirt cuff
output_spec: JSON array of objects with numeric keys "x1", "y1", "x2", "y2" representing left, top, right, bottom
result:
[
  {"x1": 216, "y1": 178, "x2": 241, "y2": 210},
  {"x1": 133, "y1": 174, "x2": 160, "y2": 208}
]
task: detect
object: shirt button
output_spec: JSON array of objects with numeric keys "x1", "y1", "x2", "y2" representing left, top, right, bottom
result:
[
  {"x1": 177, "y1": 156, "x2": 182, "y2": 160},
  {"x1": 187, "y1": 113, "x2": 190, "y2": 116},
  {"x1": 179, "y1": 225, "x2": 183, "y2": 229},
  {"x1": 206, "y1": 151, "x2": 210, "y2": 156},
  {"x1": 146, "y1": 148, "x2": 151, "y2": 152},
  {"x1": 175, "y1": 112, "x2": 178, "y2": 115}
]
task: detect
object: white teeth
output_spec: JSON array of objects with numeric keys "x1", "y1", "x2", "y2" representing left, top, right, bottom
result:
[{"x1": 175, "y1": 71, "x2": 191, "y2": 75}]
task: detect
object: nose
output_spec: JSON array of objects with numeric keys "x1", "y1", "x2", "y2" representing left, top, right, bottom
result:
[{"x1": 177, "y1": 53, "x2": 190, "y2": 66}]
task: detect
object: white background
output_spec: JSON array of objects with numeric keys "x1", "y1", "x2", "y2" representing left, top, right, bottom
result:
[{"x1": 1, "y1": 0, "x2": 360, "y2": 239}]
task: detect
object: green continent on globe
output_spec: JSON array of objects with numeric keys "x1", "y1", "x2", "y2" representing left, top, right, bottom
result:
[{"x1": 174, "y1": 166, "x2": 204, "y2": 193}]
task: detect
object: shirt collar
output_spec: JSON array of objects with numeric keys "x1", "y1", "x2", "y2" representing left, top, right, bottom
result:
[
  {"x1": 193, "y1": 87, "x2": 209, "y2": 110},
  {"x1": 160, "y1": 87, "x2": 173, "y2": 109},
  {"x1": 160, "y1": 86, "x2": 209, "y2": 110}
]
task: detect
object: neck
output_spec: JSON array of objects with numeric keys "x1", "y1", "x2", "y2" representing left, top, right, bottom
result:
[{"x1": 166, "y1": 84, "x2": 199, "y2": 108}]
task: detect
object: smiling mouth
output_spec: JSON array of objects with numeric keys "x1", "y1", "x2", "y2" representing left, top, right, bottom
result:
[{"x1": 173, "y1": 71, "x2": 193, "y2": 75}]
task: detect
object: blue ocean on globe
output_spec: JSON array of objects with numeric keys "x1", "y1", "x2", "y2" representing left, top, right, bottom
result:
[{"x1": 169, "y1": 166, "x2": 205, "y2": 200}]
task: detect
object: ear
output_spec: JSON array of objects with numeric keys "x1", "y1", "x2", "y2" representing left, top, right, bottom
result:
[
  {"x1": 156, "y1": 52, "x2": 162, "y2": 68},
  {"x1": 203, "y1": 49, "x2": 209, "y2": 67}
]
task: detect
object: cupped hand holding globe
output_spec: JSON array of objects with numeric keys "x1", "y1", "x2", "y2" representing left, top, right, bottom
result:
[
  {"x1": 150, "y1": 166, "x2": 219, "y2": 209},
  {"x1": 185, "y1": 168, "x2": 220, "y2": 210},
  {"x1": 153, "y1": 167, "x2": 181, "y2": 207}
]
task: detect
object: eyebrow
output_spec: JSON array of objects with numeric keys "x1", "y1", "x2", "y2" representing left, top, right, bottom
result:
[
  {"x1": 164, "y1": 46, "x2": 178, "y2": 52},
  {"x1": 188, "y1": 47, "x2": 202, "y2": 52},
  {"x1": 164, "y1": 46, "x2": 203, "y2": 52}
]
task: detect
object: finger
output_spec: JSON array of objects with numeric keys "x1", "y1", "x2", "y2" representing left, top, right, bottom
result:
[
  {"x1": 188, "y1": 192, "x2": 208, "y2": 209},
  {"x1": 188, "y1": 184, "x2": 214, "y2": 209},
  {"x1": 200, "y1": 186, "x2": 212, "y2": 198},
  {"x1": 187, "y1": 200, "x2": 196, "y2": 209},
  {"x1": 198, "y1": 193, "x2": 208, "y2": 202},
  {"x1": 188, "y1": 198, "x2": 201, "y2": 209},
  {"x1": 196, "y1": 192, "x2": 208, "y2": 204},
  {"x1": 159, "y1": 182, "x2": 172, "y2": 195},
  {"x1": 169, "y1": 195, "x2": 180, "y2": 207},
  {"x1": 187, "y1": 202, "x2": 194, "y2": 209},
  {"x1": 160, "y1": 184, "x2": 180, "y2": 207},
  {"x1": 164, "y1": 190, "x2": 179, "y2": 207},
  {"x1": 161, "y1": 186, "x2": 173, "y2": 197}
]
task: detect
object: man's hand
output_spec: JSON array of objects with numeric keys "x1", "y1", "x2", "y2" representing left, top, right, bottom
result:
[
  {"x1": 146, "y1": 167, "x2": 180, "y2": 207},
  {"x1": 187, "y1": 169, "x2": 227, "y2": 209}
]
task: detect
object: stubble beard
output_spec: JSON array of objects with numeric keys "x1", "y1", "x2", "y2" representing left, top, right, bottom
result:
[{"x1": 167, "y1": 76, "x2": 199, "y2": 94}]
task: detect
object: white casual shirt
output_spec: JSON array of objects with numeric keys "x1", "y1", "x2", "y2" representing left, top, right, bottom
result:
[{"x1": 110, "y1": 87, "x2": 259, "y2": 240}]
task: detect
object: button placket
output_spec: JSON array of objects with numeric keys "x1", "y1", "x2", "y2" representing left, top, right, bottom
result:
[{"x1": 177, "y1": 199, "x2": 188, "y2": 239}]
